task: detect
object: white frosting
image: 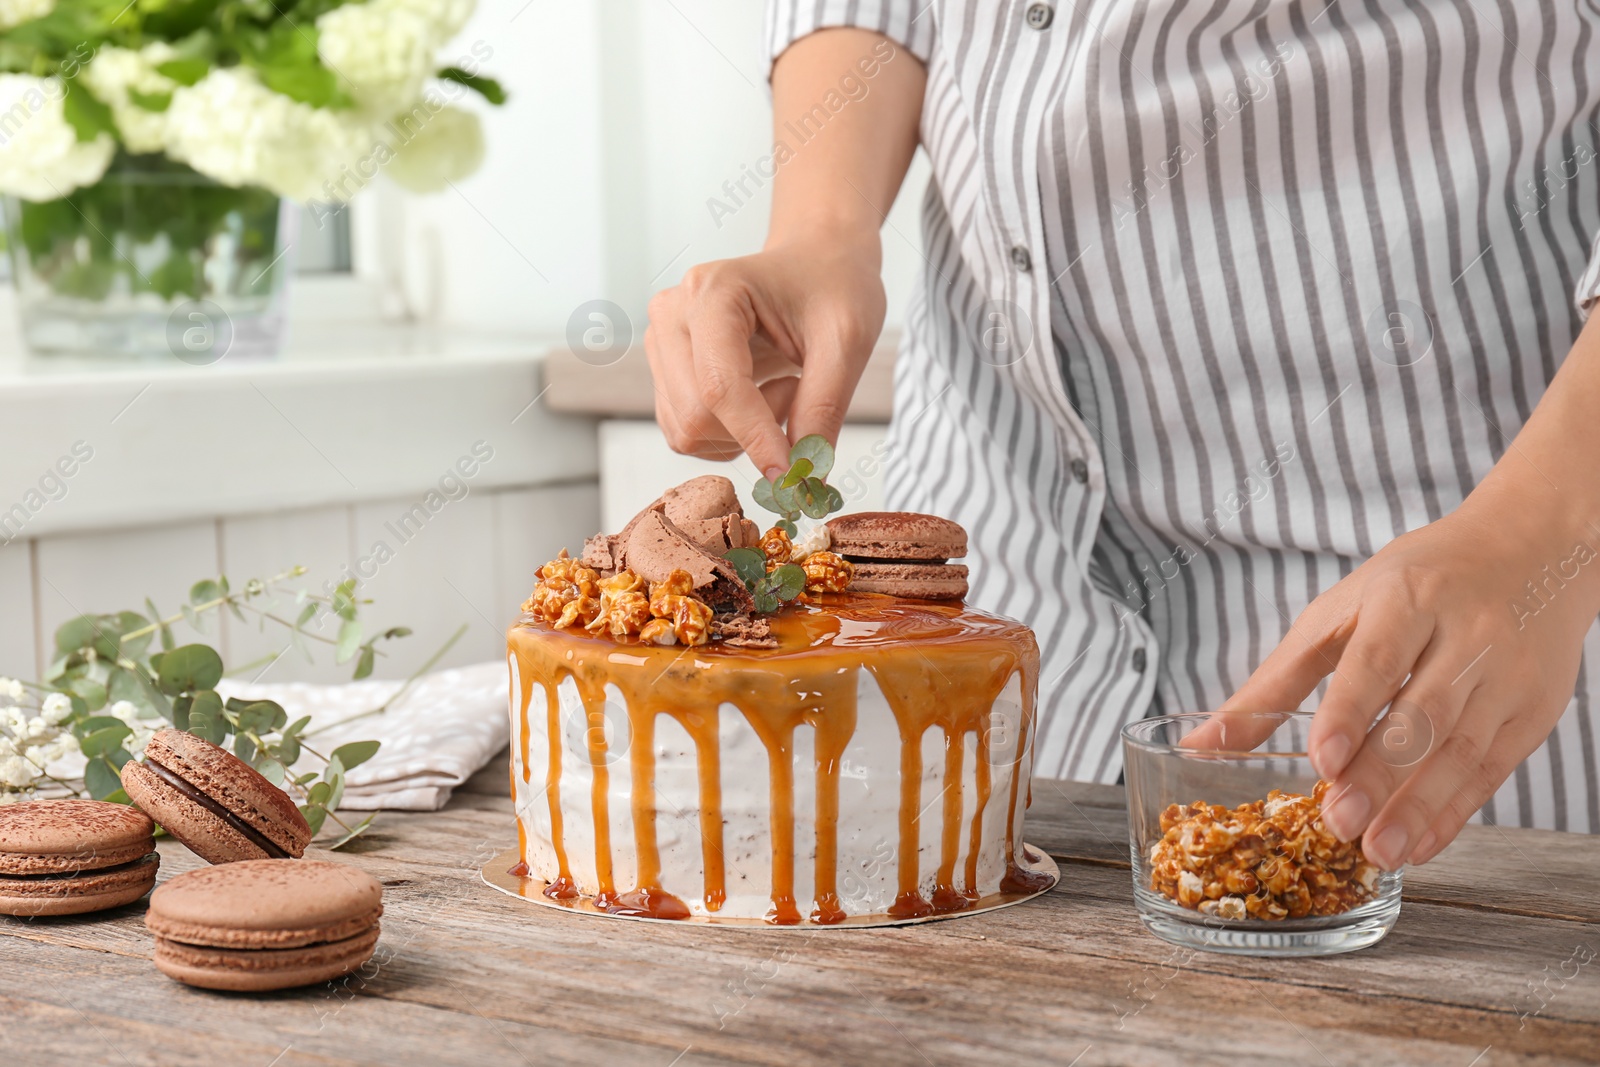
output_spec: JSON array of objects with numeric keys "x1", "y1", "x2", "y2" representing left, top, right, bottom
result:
[{"x1": 508, "y1": 652, "x2": 1032, "y2": 922}]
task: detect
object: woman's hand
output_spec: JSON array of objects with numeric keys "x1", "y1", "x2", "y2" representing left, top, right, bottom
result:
[
  {"x1": 643, "y1": 233, "x2": 885, "y2": 478},
  {"x1": 1217, "y1": 492, "x2": 1600, "y2": 870}
]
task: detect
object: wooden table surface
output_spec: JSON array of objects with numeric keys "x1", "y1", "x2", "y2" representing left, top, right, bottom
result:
[{"x1": 4, "y1": 750, "x2": 1597, "y2": 1067}]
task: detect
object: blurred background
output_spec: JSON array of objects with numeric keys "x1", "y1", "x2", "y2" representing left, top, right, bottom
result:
[{"x1": 0, "y1": 0, "x2": 930, "y2": 683}]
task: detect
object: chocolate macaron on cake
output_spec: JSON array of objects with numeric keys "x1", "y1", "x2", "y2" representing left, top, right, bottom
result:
[
  {"x1": 0, "y1": 799, "x2": 159, "y2": 916},
  {"x1": 147, "y1": 859, "x2": 383, "y2": 991},
  {"x1": 825, "y1": 512, "x2": 970, "y2": 600},
  {"x1": 121, "y1": 729, "x2": 311, "y2": 864}
]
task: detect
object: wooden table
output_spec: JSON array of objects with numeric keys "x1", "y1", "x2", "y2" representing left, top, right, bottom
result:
[{"x1": 4, "y1": 751, "x2": 1597, "y2": 1066}]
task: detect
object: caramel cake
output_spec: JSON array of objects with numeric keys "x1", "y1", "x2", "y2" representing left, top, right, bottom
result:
[{"x1": 495, "y1": 476, "x2": 1055, "y2": 926}]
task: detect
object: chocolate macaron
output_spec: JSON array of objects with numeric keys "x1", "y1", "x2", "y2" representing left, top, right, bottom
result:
[
  {"x1": 827, "y1": 512, "x2": 970, "y2": 600},
  {"x1": 121, "y1": 729, "x2": 311, "y2": 865},
  {"x1": 147, "y1": 859, "x2": 382, "y2": 991},
  {"x1": 0, "y1": 799, "x2": 159, "y2": 916}
]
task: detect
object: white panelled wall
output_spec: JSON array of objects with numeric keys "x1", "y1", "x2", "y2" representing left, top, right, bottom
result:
[{"x1": 0, "y1": 484, "x2": 598, "y2": 685}]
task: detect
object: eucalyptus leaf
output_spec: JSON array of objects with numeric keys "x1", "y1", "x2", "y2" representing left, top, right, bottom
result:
[
  {"x1": 789, "y1": 434, "x2": 835, "y2": 479},
  {"x1": 79, "y1": 724, "x2": 131, "y2": 758},
  {"x1": 723, "y1": 548, "x2": 767, "y2": 587},
  {"x1": 306, "y1": 781, "x2": 333, "y2": 808},
  {"x1": 751, "y1": 476, "x2": 779, "y2": 514},
  {"x1": 324, "y1": 812, "x2": 376, "y2": 850},
  {"x1": 331, "y1": 740, "x2": 380, "y2": 772},
  {"x1": 65, "y1": 675, "x2": 108, "y2": 712},
  {"x1": 797, "y1": 477, "x2": 833, "y2": 519},
  {"x1": 332, "y1": 581, "x2": 357, "y2": 621},
  {"x1": 157, "y1": 644, "x2": 223, "y2": 694},
  {"x1": 276, "y1": 731, "x2": 301, "y2": 767},
  {"x1": 301, "y1": 804, "x2": 329, "y2": 836},
  {"x1": 768, "y1": 563, "x2": 806, "y2": 601},
  {"x1": 295, "y1": 602, "x2": 317, "y2": 628},
  {"x1": 335, "y1": 619, "x2": 361, "y2": 663},
  {"x1": 84, "y1": 756, "x2": 122, "y2": 800},
  {"x1": 778, "y1": 457, "x2": 812, "y2": 488},
  {"x1": 190, "y1": 579, "x2": 221, "y2": 605},
  {"x1": 180, "y1": 602, "x2": 204, "y2": 634},
  {"x1": 54, "y1": 614, "x2": 100, "y2": 656},
  {"x1": 776, "y1": 518, "x2": 798, "y2": 538},
  {"x1": 187, "y1": 689, "x2": 226, "y2": 744},
  {"x1": 170, "y1": 693, "x2": 191, "y2": 732},
  {"x1": 146, "y1": 598, "x2": 174, "y2": 652},
  {"x1": 326, "y1": 757, "x2": 346, "y2": 811},
  {"x1": 353, "y1": 645, "x2": 375, "y2": 680},
  {"x1": 257, "y1": 756, "x2": 287, "y2": 787}
]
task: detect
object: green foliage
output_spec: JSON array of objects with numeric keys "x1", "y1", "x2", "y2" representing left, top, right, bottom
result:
[
  {"x1": 438, "y1": 67, "x2": 507, "y2": 105},
  {"x1": 751, "y1": 434, "x2": 846, "y2": 529},
  {"x1": 722, "y1": 549, "x2": 807, "y2": 615},
  {"x1": 9, "y1": 153, "x2": 287, "y2": 303},
  {"x1": 40, "y1": 566, "x2": 414, "y2": 849}
]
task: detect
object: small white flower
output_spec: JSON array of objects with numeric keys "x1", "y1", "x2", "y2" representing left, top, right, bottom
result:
[
  {"x1": 0, "y1": 75, "x2": 116, "y2": 200},
  {"x1": 0, "y1": 678, "x2": 24, "y2": 702},
  {"x1": 0, "y1": 0, "x2": 53, "y2": 30},
  {"x1": 109, "y1": 700, "x2": 139, "y2": 723},
  {"x1": 384, "y1": 104, "x2": 483, "y2": 193},
  {"x1": 41, "y1": 692, "x2": 74, "y2": 724},
  {"x1": 82, "y1": 43, "x2": 179, "y2": 154},
  {"x1": 0, "y1": 754, "x2": 37, "y2": 789},
  {"x1": 3, "y1": 707, "x2": 27, "y2": 738}
]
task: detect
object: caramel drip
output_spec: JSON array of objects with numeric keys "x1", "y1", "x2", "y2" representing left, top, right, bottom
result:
[
  {"x1": 1000, "y1": 655, "x2": 1047, "y2": 894},
  {"x1": 690, "y1": 720, "x2": 726, "y2": 911},
  {"x1": 507, "y1": 594, "x2": 1038, "y2": 923},
  {"x1": 964, "y1": 729, "x2": 992, "y2": 894},
  {"x1": 573, "y1": 674, "x2": 617, "y2": 902},
  {"x1": 542, "y1": 670, "x2": 576, "y2": 899},
  {"x1": 870, "y1": 641, "x2": 1023, "y2": 919},
  {"x1": 930, "y1": 734, "x2": 971, "y2": 911}
]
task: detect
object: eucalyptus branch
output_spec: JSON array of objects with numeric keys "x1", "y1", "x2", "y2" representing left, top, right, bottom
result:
[{"x1": 304, "y1": 623, "x2": 467, "y2": 737}]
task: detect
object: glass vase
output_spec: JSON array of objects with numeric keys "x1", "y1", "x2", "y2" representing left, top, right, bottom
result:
[{"x1": 2, "y1": 155, "x2": 295, "y2": 362}]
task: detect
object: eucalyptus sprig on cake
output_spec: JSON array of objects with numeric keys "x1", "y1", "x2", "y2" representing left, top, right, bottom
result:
[
  {"x1": 751, "y1": 434, "x2": 847, "y2": 538},
  {"x1": 0, "y1": 567, "x2": 456, "y2": 848}
]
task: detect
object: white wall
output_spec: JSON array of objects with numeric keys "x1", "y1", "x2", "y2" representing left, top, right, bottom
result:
[{"x1": 396, "y1": 0, "x2": 929, "y2": 337}]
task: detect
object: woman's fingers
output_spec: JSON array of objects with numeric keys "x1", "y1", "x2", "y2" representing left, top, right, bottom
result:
[
  {"x1": 685, "y1": 275, "x2": 794, "y2": 478},
  {"x1": 1317, "y1": 643, "x2": 1474, "y2": 848},
  {"x1": 1307, "y1": 591, "x2": 1435, "y2": 783},
  {"x1": 1187, "y1": 596, "x2": 1354, "y2": 751},
  {"x1": 1355, "y1": 684, "x2": 1545, "y2": 868}
]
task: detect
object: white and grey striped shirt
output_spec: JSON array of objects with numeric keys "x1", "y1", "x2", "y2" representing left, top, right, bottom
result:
[{"x1": 767, "y1": 0, "x2": 1600, "y2": 832}]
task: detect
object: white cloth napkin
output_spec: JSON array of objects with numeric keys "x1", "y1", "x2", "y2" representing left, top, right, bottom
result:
[{"x1": 218, "y1": 661, "x2": 508, "y2": 811}]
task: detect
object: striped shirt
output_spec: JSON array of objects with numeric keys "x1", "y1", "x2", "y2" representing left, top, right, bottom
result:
[{"x1": 766, "y1": 0, "x2": 1600, "y2": 832}]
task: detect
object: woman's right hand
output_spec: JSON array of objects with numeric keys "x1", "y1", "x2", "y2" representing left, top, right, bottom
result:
[{"x1": 643, "y1": 230, "x2": 885, "y2": 479}]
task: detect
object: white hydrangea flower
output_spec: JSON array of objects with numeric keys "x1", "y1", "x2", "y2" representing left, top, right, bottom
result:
[
  {"x1": 82, "y1": 43, "x2": 179, "y2": 154},
  {"x1": 163, "y1": 67, "x2": 376, "y2": 201},
  {"x1": 318, "y1": 1, "x2": 438, "y2": 115},
  {"x1": 40, "y1": 692, "x2": 73, "y2": 724},
  {"x1": 0, "y1": 75, "x2": 116, "y2": 201},
  {"x1": 0, "y1": 0, "x2": 53, "y2": 30},
  {"x1": 394, "y1": 0, "x2": 475, "y2": 41},
  {"x1": 385, "y1": 104, "x2": 483, "y2": 193}
]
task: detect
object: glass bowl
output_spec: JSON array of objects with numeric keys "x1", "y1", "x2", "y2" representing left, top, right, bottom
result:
[{"x1": 1122, "y1": 711, "x2": 1401, "y2": 957}]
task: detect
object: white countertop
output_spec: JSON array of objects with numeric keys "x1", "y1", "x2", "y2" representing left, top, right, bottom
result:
[{"x1": 0, "y1": 306, "x2": 599, "y2": 537}]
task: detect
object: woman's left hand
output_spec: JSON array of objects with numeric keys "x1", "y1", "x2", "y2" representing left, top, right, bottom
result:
[{"x1": 1215, "y1": 493, "x2": 1600, "y2": 870}]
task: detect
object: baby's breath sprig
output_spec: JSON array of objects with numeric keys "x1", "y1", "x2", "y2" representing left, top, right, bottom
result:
[{"x1": 751, "y1": 434, "x2": 846, "y2": 537}]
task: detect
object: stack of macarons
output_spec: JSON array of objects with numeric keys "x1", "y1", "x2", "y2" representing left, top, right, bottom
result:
[
  {"x1": 0, "y1": 800, "x2": 159, "y2": 916},
  {"x1": 826, "y1": 512, "x2": 970, "y2": 600},
  {"x1": 0, "y1": 727, "x2": 383, "y2": 992}
]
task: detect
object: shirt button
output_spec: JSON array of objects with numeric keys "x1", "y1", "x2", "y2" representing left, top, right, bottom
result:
[
  {"x1": 1131, "y1": 648, "x2": 1147, "y2": 673},
  {"x1": 1010, "y1": 245, "x2": 1033, "y2": 272},
  {"x1": 1070, "y1": 457, "x2": 1089, "y2": 483},
  {"x1": 1025, "y1": 3, "x2": 1054, "y2": 29}
]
